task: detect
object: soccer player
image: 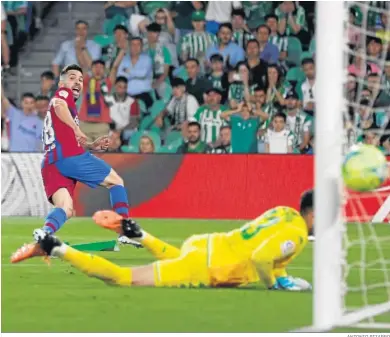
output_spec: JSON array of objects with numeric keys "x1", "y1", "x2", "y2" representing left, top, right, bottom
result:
[
  {"x1": 14, "y1": 190, "x2": 314, "y2": 291},
  {"x1": 11, "y1": 64, "x2": 137, "y2": 263}
]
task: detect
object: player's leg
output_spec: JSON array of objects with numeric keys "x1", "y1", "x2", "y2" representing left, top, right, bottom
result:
[{"x1": 94, "y1": 210, "x2": 181, "y2": 260}]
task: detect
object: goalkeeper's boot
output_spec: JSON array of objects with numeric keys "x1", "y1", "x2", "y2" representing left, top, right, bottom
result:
[{"x1": 93, "y1": 210, "x2": 143, "y2": 248}]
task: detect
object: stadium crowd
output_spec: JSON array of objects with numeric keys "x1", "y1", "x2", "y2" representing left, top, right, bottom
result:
[{"x1": 1, "y1": 1, "x2": 389, "y2": 154}]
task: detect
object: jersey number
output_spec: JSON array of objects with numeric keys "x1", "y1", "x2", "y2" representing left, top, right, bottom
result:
[
  {"x1": 42, "y1": 110, "x2": 55, "y2": 146},
  {"x1": 240, "y1": 214, "x2": 280, "y2": 240}
]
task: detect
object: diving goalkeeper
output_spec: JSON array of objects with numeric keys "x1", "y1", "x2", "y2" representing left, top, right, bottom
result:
[{"x1": 13, "y1": 190, "x2": 314, "y2": 291}]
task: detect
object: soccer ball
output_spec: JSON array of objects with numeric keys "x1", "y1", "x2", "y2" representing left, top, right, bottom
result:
[{"x1": 342, "y1": 144, "x2": 388, "y2": 192}]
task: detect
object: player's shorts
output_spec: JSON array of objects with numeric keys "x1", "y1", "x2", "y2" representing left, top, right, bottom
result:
[
  {"x1": 154, "y1": 234, "x2": 256, "y2": 288},
  {"x1": 55, "y1": 152, "x2": 111, "y2": 188},
  {"x1": 41, "y1": 163, "x2": 77, "y2": 203}
]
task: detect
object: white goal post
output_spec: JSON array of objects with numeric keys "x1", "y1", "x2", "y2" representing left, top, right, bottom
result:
[{"x1": 311, "y1": 1, "x2": 390, "y2": 332}]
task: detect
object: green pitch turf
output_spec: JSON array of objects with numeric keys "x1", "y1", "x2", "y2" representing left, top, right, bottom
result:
[{"x1": 2, "y1": 218, "x2": 389, "y2": 333}]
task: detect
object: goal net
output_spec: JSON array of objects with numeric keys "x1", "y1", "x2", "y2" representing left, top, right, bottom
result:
[{"x1": 311, "y1": 1, "x2": 390, "y2": 332}]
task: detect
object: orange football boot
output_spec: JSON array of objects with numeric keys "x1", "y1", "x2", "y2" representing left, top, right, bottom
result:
[
  {"x1": 10, "y1": 243, "x2": 48, "y2": 264},
  {"x1": 93, "y1": 210, "x2": 124, "y2": 234}
]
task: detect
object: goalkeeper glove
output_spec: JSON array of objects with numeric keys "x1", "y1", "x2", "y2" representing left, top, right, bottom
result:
[{"x1": 276, "y1": 276, "x2": 312, "y2": 291}]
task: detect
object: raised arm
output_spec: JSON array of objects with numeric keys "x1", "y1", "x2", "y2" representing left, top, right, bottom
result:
[
  {"x1": 109, "y1": 49, "x2": 126, "y2": 84},
  {"x1": 1, "y1": 84, "x2": 11, "y2": 116}
]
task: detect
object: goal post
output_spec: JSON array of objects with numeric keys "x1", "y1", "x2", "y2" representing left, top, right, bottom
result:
[{"x1": 312, "y1": 1, "x2": 390, "y2": 332}]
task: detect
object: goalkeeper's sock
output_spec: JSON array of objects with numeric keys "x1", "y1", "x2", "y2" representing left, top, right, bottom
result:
[
  {"x1": 43, "y1": 208, "x2": 67, "y2": 234},
  {"x1": 53, "y1": 244, "x2": 132, "y2": 286},
  {"x1": 109, "y1": 185, "x2": 130, "y2": 218},
  {"x1": 140, "y1": 232, "x2": 181, "y2": 260}
]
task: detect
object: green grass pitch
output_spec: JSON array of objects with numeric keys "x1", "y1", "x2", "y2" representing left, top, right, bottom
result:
[{"x1": 2, "y1": 217, "x2": 389, "y2": 332}]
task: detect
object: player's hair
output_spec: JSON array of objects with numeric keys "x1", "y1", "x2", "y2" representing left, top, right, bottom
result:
[
  {"x1": 272, "y1": 112, "x2": 287, "y2": 122},
  {"x1": 115, "y1": 76, "x2": 128, "y2": 84},
  {"x1": 246, "y1": 38, "x2": 260, "y2": 48},
  {"x1": 188, "y1": 121, "x2": 201, "y2": 130},
  {"x1": 75, "y1": 20, "x2": 88, "y2": 28},
  {"x1": 231, "y1": 8, "x2": 245, "y2": 19},
  {"x1": 300, "y1": 189, "x2": 314, "y2": 215},
  {"x1": 40, "y1": 70, "x2": 55, "y2": 81},
  {"x1": 59, "y1": 64, "x2": 83, "y2": 81},
  {"x1": 256, "y1": 24, "x2": 271, "y2": 35},
  {"x1": 265, "y1": 14, "x2": 278, "y2": 22},
  {"x1": 301, "y1": 58, "x2": 315, "y2": 66},
  {"x1": 21, "y1": 92, "x2": 35, "y2": 100},
  {"x1": 218, "y1": 22, "x2": 233, "y2": 32},
  {"x1": 35, "y1": 95, "x2": 50, "y2": 102},
  {"x1": 92, "y1": 59, "x2": 105, "y2": 67},
  {"x1": 185, "y1": 58, "x2": 200, "y2": 66}
]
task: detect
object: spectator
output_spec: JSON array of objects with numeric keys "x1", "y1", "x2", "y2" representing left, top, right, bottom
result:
[
  {"x1": 221, "y1": 102, "x2": 262, "y2": 153},
  {"x1": 180, "y1": 11, "x2": 217, "y2": 67},
  {"x1": 228, "y1": 62, "x2": 256, "y2": 108},
  {"x1": 206, "y1": 23, "x2": 245, "y2": 69},
  {"x1": 176, "y1": 121, "x2": 207, "y2": 153},
  {"x1": 366, "y1": 73, "x2": 390, "y2": 109},
  {"x1": 194, "y1": 88, "x2": 228, "y2": 144},
  {"x1": 242, "y1": 1, "x2": 274, "y2": 31},
  {"x1": 52, "y1": 20, "x2": 101, "y2": 77},
  {"x1": 107, "y1": 130, "x2": 123, "y2": 153},
  {"x1": 139, "y1": 1, "x2": 171, "y2": 16},
  {"x1": 297, "y1": 58, "x2": 316, "y2": 115},
  {"x1": 266, "y1": 14, "x2": 288, "y2": 72},
  {"x1": 357, "y1": 99, "x2": 380, "y2": 132},
  {"x1": 171, "y1": 1, "x2": 204, "y2": 37},
  {"x1": 159, "y1": 78, "x2": 199, "y2": 130},
  {"x1": 1, "y1": 88, "x2": 43, "y2": 152},
  {"x1": 346, "y1": 73, "x2": 358, "y2": 103},
  {"x1": 185, "y1": 58, "x2": 212, "y2": 105},
  {"x1": 366, "y1": 37, "x2": 383, "y2": 66},
  {"x1": 275, "y1": 1, "x2": 310, "y2": 46},
  {"x1": 347, "y1": 7, "x2": 361, "y2": 48},
  {"x1": 104, "y1": 1, "x2": 137, "y2": 19},
  {"x1": 207, "y1": 54, "x2": 230, "y2": 103},
  {"x1": 362, "y1": 127, "x2": 381, "y2": 147},
  {"x1": 1, "y1": 4, "x2": 10, "y2": 72},
  {"x1": 79, "y1": 60, "x2": 112, "y2": 141},
  {"x1": 245, "y1": 39, "x2": 268, "y2": 88},
  {"x1": 347, "y1": 48, "x2": 380, "y2": 77},
  {"x1": 383, "y1": 56, "x2": 390, "y2": 96},
  {"x1": 252, "y1": 86, "x2": 271, "y2": 124},
  {"x1": 264, "y1": 112, "x2": 294, "y2": 154},
  {"x1": 205, "y1": 1, "x2": 242, "y2": 35},
  {"x1": 265, "y1": 64, "x2": 290, "y2": 109},
  {"x1": 207, "y1": 125, "x2": 232, "y2": 153},
  {"x1": 145, "y1": 23, "x2": 172, "y2": 99},
  {"x1": 3, "y1": 1, "x2": 27, "y2": 67},
  {"x1": 113, "y1": 37, "x2": 153, "y2": 108},
  {"x1": 376, "y1": 11, "x2": 390, "y2": 43},
  {"x1": 38, "y1": 71, "x2": 56, "y2": 98},
  {"x1": 231, "y1": 9, "x2": 254, "y2": 50},
  {"x1": 139, "y1": 135, "x2": 156, "y2": 154},
  {"x1": 105, "y1": 76, "x2": 140, "y2": 133},
  {"x1": 256, "y1": 24, "x2": 279, "y2": 64},
  {"x1": 104, "y1": 24, "x2": 129, "y2": 71},
  {"x1": 153, "y1": 8, "x2": 178, "y2": 45},
  {"x1": 35, "y1": 95, "x2": 50, "y2": 120},
  {"x1": 283, "y1": 91, "x2": 312, "y2": 153}
]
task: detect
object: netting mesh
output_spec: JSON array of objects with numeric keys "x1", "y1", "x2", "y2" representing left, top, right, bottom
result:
[{"x1": 342, "y1": 1, "x2": 390, "y2": 325}]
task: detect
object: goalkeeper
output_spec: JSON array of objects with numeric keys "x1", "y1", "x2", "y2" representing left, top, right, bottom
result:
[{"x1": 14, "y1": 190, "x2": 314, "y2": 291}]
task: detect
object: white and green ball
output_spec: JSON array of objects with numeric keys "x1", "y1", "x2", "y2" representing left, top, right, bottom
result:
[{"x1": 342, "y1": 144, "x2": 388, "y2": 192}]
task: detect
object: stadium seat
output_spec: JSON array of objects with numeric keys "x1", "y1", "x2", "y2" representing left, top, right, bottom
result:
[
  {"x1": 165, "y1": 130, "x2": 182, "y2": 145},
  {"x1": 286, "y1": 67, "x2": 306, "y2": 84},
  {"x1": 300, "y1": 51, "x2": 313, "y2": 62},
  {"x1": 309, "y1": 38, "x2": 316, "y2": 54},
  {"x1": 93, "y1": 34, "x2": 115, "y2": 48},
  {"x1": 129, "y1": 130, "x2": 161, "y2": 152},
  {"x1": 120, "y1": 144, "x2": 138, "y2": 153},
  {"x1": 173, "y1": 65, "x2": 189, "y2": 81},
  {"x1": 287, "y1": 37, "x2": 303, "y2": 67},
  {"x1": 103, "y1": 14, "x2": 128, "y2": 36}
]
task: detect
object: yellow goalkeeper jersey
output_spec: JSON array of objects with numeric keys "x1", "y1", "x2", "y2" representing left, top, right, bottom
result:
[{"x1": 206, "y1": 206, "x2": 309, "y2": 287}]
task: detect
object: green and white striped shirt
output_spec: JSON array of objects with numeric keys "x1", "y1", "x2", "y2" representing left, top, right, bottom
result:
[
  {"x1": 233, "y1": 30, "x2": 255, "y2": 50},
  {"x1": 269, "y1": 34, "x2": 288, "y2": 53},
  {"x1": 180, "y1": 32, "x2": 218, "y2": 60},
  {"x1": 194, "y1": 105, "x2": 228, "y2": 143},
  {"x1": 275, "y1": 5, "x2": 308, "y2": 36}
]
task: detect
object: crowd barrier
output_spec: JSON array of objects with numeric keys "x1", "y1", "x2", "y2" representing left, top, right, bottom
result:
[{"x1": 2, "y1": 153, "x2": 389, "y2": 222}]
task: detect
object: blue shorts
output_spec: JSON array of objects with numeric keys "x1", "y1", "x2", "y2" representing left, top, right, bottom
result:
[{"x1": 55, "y1": 152, "x2": 111, "y2": 188}]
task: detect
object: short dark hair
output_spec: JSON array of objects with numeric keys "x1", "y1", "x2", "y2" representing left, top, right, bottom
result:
[
  {"x1": 40, "y1": 70, "x2": 55, "y2": 81},
  {"x1": 75, "y1": 20, "x2": 88, "y2": 27},
  {"x1": 21, "y1": 92, "x2": 35, "y2": 100},
  {"x1": 265, "y1": 14, "x2": 278, "y2": 21},
  {"x1": 115, "y1": 76, "x2": 128, "y2": 84},
  {"x1": 92, "y1": 59, "x2": 105, "y2": 67},
  {"x1": 231, "y1": 8, "x2": 245, "y2": 19},
  {"x1": 60, "y1": 64, "x2": 83, "y2": 80},
  {"x1": 131, "y1": 36, "x2": 143, "y2": 44},
  {"x1": 35, "y1": 95, "x2": 50, "y2": 102},
  {"x1": 219, "y1": 22, "x2": 233, "y2": 32},
  {"x1": 210, "y1": 53, "x2": 224, "y2": 63},
  {"x1": 246, "y1": 39, "x2": 260, "y2": 48},
  {"x1": 185, "y1": 58, "x2": 200, "y2": 66},
  {"x1": 301, "y1": 58, "x2": 315, "y2": 66},
  {"x1": 254, "y1": 86, "x2": 266, "y2": 94},
  {"x1": 188, "y1": 121, "x2": 201, "y2": 130},
  {"x1": 113, "y1": 24, "x2": 128, "y2": 34},
  {"x1": 367, "y1": 72, "x2": 380, "y2": 79},
  {"x1": 256, "y1": 24, "x2": 271, "y2": 34},
  {"x1": 147, "y1": 22, "x2": 161, "y2": 32},
  {"x1": 220, "y1": 125, "x2": 231, "y2": 133},
  {"x1": 273, "y1": 112, "x2": 287, "y2": 122},
  {"x1": 300, "y1": 189, "x2": 314, "y2": 215}
]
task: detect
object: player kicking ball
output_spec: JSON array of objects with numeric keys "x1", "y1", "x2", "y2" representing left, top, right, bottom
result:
[
  {"x1": 14, "y1": 190, "x2": 314, "y2": 291},
  {"x1": 11, "y1": 64, "x2": 139, "y2": 264}
]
